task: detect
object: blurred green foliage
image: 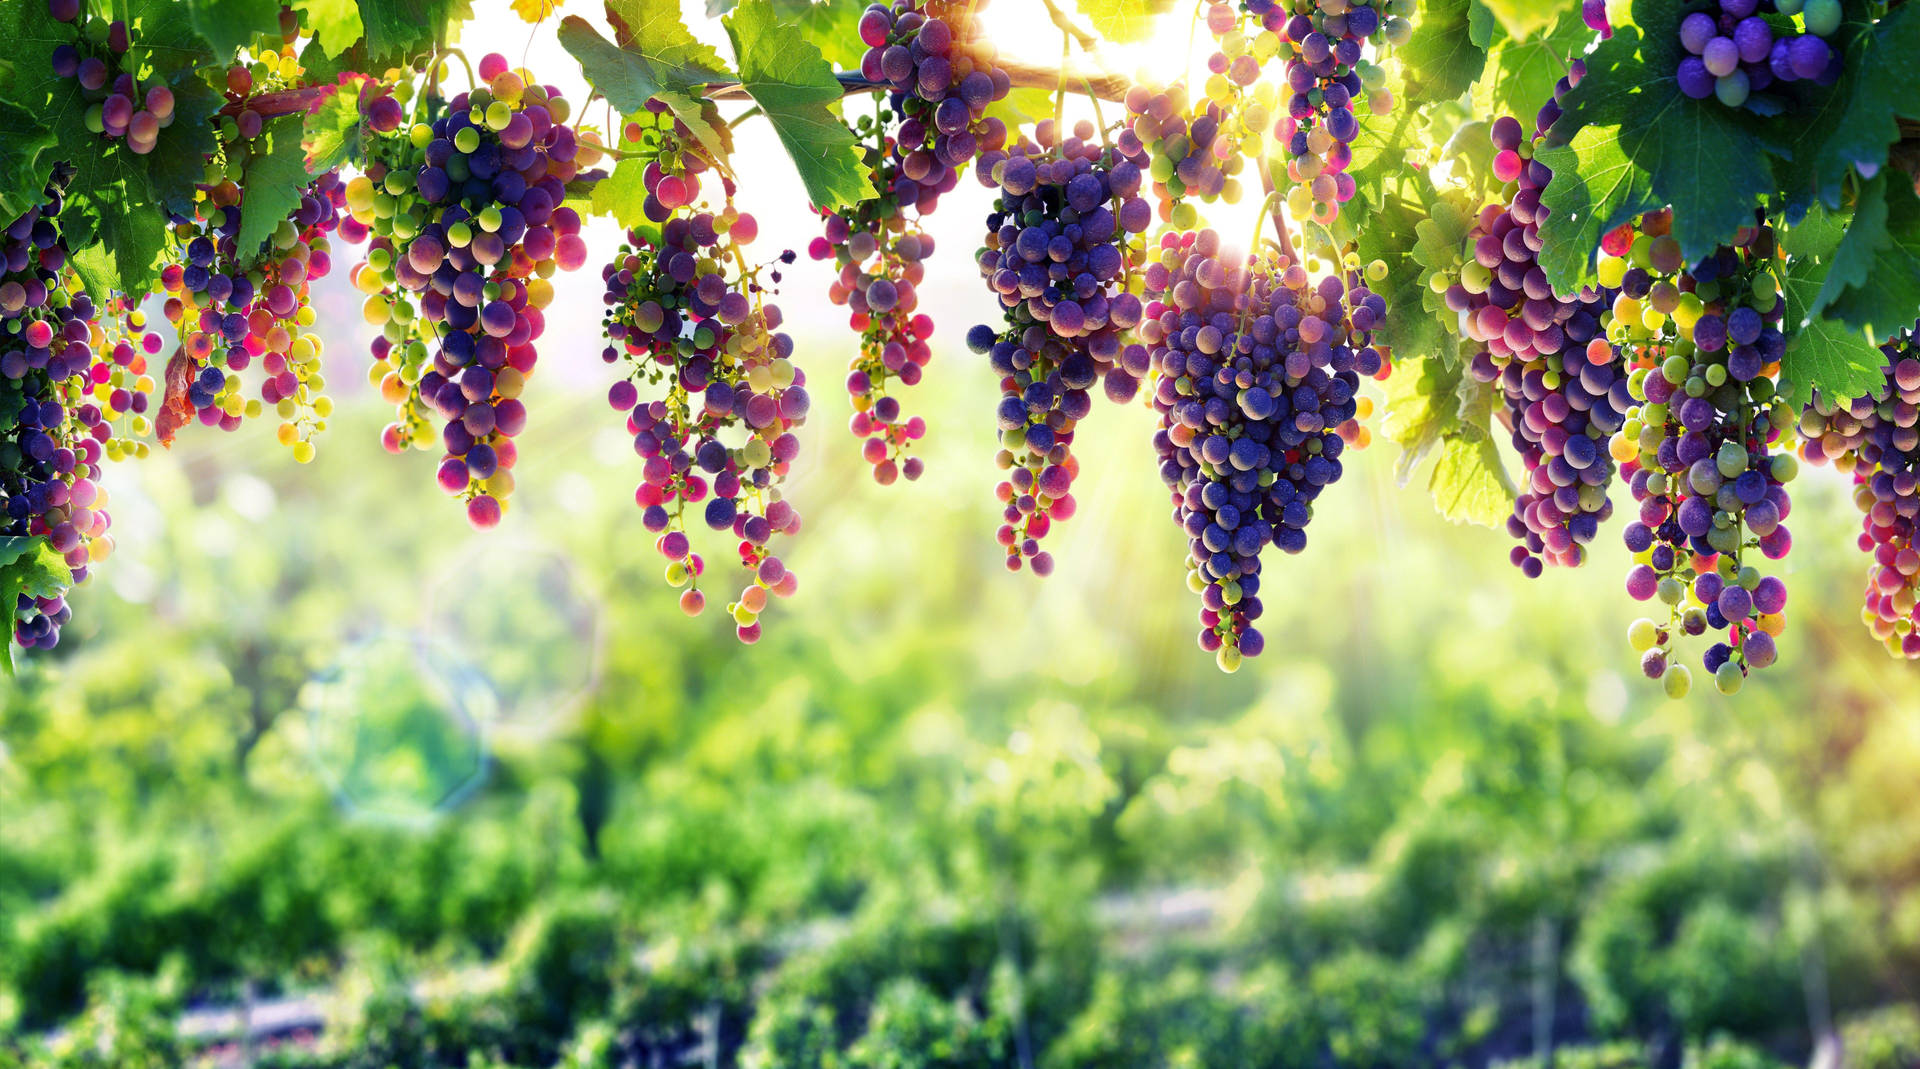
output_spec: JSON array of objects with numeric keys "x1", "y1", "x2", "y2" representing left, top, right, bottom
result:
[{"x1": 4, "y1": 367, "x2": 1920, "y2": 1066}]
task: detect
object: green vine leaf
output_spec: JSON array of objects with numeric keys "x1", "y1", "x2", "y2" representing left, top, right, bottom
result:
[
  {"x1": 1399, "y1": 0, "x2": 1487, "y2": 103},
  {"x1": 185, "y1": 0, "x2": 286, "y2": 57},
  {"x1": 1470, "y1": 6, "x2": 1592, "y2": 124},
  {"x1": 305, "y1": 79, "x2": 372, "y2": 173},
  {"x1": 723, "y1": 0, "x2": 875, "y2": 210},
  {"x1": 295, "y1": 0, "x2": 368, "y2": 57},
  {"x1": 357, "y1": 0, "x2": 473, "y2": 65},
  {"x1": 1475, "y1": 0, "x2": 1563, "y2": 44},
  {"x1": 0, "y1": 100, "x2": 57, "y2": 223},
  {"x1": 1380, "y1": 346, "x2": 1515, "y2": 527},
  {"x1": 235, "y1": 117, "x2": 317, "y2": 264},
  {"x1": 1538, "y1": 0, "x2": 1775, "y2": 292},
  {"x1": 1793, "y1": 2, "x2": 1920, "y2": 209},
  {"x1": 1809, "y1": 173, "x2": 1920, "y2": 343},
  {"x1": 708, "y1": 0, "x2": 869, "y2": 69},
  {"x1": 0, "y1": 536, "x2": 75, "y2": 675},
  {"x1": 1069, "y1": 0, "x2": 1171, "y2": 44},
  {"x1": 1779, "y1": 206, "x2": 1886, "y2": 407},
  {"x1": 588, "y1": 126, "x2": 654, "y2": 229},
  {"x1": 558, "y1": 0, "x2": 733, "y2": 160}
]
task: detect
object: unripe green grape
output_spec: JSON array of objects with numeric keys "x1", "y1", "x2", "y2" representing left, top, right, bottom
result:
[{"x1": 1663, "y1": 664, "x2": 1692, "y2": 698}]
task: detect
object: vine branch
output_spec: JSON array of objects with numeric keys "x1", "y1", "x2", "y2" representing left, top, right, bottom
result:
[{"x1": 698, "y1": 59, "x2": 1131, "y2": 104}]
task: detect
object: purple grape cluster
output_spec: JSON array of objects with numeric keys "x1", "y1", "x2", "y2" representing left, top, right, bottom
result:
[
  {"x1": 46, "y1": 0, "x2": 178, "y2": 155},
  {"x1": 1139, "y1": 229, "x2": 1383, "y2": 672},
  {"x1": 1450, "y1": 73, "x2": 1627, "y2": 575},
  {"x1": 1618, "y1": 222, "x2": 1796, "y2": 696},
  {"x1": 966, "y1": 124, "x2": 1153, "y2": 574},
  {"x1": 1246, "y1": 0, "x2": 1405, "y2": 225},
  {"x1": 2, "y1": 185, "x2": 118, "y2": 653},
  {"x1": 600, "y1": 106, "x2": 806, "y2": 644},
  {"x1": 156, "y1": 172, "x2": 345, "y2": 456},
  {"x1": 1676, "y1": 0, "x2": 1840, "y2": 107},
  {"x1": 857, "y1": 0, "x2": 1011, "y2": 215},
  {"x1": 341, "y1": 53, "x2": 589, "y2": 530},
  {"x1": 1798, "y1": 325, "x2": 1920, "y2": 658},
  {"x1": 810, "y1": 117, "x2": 933, "y2": 484}
]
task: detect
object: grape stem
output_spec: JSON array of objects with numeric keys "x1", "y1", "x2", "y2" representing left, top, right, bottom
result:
[
  {"x1": 1256, "y1": 166, "x2": 1297, "y2": 265},
  {"x1": 1038, "y1": 0, "x2": 1102, "y2": 53}
]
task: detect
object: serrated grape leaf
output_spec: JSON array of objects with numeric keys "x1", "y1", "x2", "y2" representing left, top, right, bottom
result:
[
  {"x1": 588, "y1": 126, "x2": 653, "y2": 228},
  {"x1": 186, "y1": 0, "x2": 285, "y2": 56},
  {"x1": 0, "y1": 537, "x2": 73, "y2": 679},
  {"x1": 234, "y1": 117, "x2": 315, "y2": 263},
  {"x1": 1781, "y1": 200, "x2": 1847, "y2": 260},
  {"x1": 1380, "y1": 347, "x2": 1515, "y2": 526},
  {"x1": 305, "y1": 78, "x2": 371, "y2": 172},
  {"x1": 1432, "y1": 433, "x2": 1515, "y2": 527},
  {"x1": 1070, "y1": 0, "x2": 1173, "y2": 43},
  {"x1": 1352, "y1": 175, "x2": 1470, "y2": 365},
  {"x1": 1471, "y1": 6, "x2": 1592, "y2": 123},
  {"x1": 1779, "y1": 209, "x2": 1885, "y2": 407},
  {"x1": 706, "y1": 0, "x2": 867, "y2": 67},
  {"x1": 295, "y1": 0, "x2": 366, "y2": 57},
  {"x1": 557, "y1": 13, "x2": 731, "y2": 160},
  {"x1": 67, "y1": 194, "x2": 170, "y2": 305},
  {"x1": 1811, "y1": 174, "x2": 1920, "y2": 342},
  {"x1": 1537, "y1": 0, "x2": 1774, "y2": 292},
  {"x1": 0, "y1": 102, "x2": 56, "y2": 223},
  {"x1": 1399, "y1": 0, "x2": 1486, "y2": 102},
  {"x1": 722, "y1": 0, "x2": 874, "y2": 210},
  {"x1": 511, "y1": 0, "x2": 564, "y2": 20},
  {"x1": 1791, "y1": 3, "x2": 1920, "y2": 208},
  {"x1": 1475, "y1": 0, "x2": 1561, "y2": 43},
  {"x1": 357, "y1": 0, "x2": 472, "y2": 64},
  {"x1": 608, "y1": 0, "x2": 731, "y2": 69},
  {"x1": 1467, "y1": 0, "x2": 1496, "y2": 46},
  {"x1": 984, "y1": 86, "x2": 1060, "y2": 136}
]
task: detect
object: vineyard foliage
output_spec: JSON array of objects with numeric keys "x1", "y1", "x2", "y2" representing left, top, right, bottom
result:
[{"x1": 4, "y1": 0, "x2": 1920, "y2": 679}]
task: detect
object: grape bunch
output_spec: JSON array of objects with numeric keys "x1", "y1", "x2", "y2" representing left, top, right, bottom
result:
[
  {"x1": 857, "y1": 0, "x2": 1012, "y2": 215},
  {"x1": 1245, "y1": 0, "x2": 1407, "y2": 226},
  {"x1": 810, "y1": 116, "x2": 933, "y2": 483},
  {"x1": 1117, "y1": 3, "x2": 1281, "y2": 226},
  {"x1": 1611, "y1": 215, "x2": 1797, "y2": 696},
  {"x1": 157, "y1": 128, "x2": 346, "y2": 457},
  {"x1": 600, "y1": 103, "x2": 806, "y2": 644},
  {"x1": 967, "y1": 124, "x2": 1154, "y2": 574},
  {"x1": 1440, "y1": 74, "x2": 1626, "y2": 575},
  {"x1": 45, "y1": 0, "x2": 181, "y2": 155},
  {"x1": 1675, "y1": 0, "x2": 1840, "y2": 107},
  {"x1": 1140, "y1": 229, "x2": 1383, "y2": 671},
  {"x1": 1, "y1": 186, "x2": 121, "y2": 652},
  {"x1": 1798, "y1": 326, "x2": 1920, "y2": 658},
  {"x1": 342, "y1": 53, "x2": 588, "y2": 529}
]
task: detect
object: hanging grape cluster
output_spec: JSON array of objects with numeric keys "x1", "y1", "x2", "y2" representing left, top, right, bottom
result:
[
  {"x1": 968, "y1": 122, "x2": 1153, "y2": 575},
  {"x1": 600, "y1": 103, "x2": 806, "y2": 643},
  {"x1": 1245, "y1": 0, "x2": 1407, "y2": 227},
  {"x1": 1613, "y1": 216, "x2": 1796, "y2": 697},
  {"x1": 1142, "y1": 228, "x2": 1382, "y2": 671},
  {"x1": 811, "y1": 115, "x2": 934, "y2": 484},
  {"x1": 342, "y1": 53, "x2": 588, "y2": 529},
  {"x1": 1799, "y1": 326, "x2": 1920, "y2": 658},
  {"x1": 1, "y1": 184, "x2": 119, "y2": 651},
  {"x1": 1439, "y1": 67, "x2": 1627, "y2": 576},
  {"x1": 157, "y1": 50, "x2": 347, "y2": 457}
]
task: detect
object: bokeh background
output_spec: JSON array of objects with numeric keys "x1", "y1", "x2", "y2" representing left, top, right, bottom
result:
[{"x1": 5, "y1": 2, "x2": 1920, "y2": 1067}]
